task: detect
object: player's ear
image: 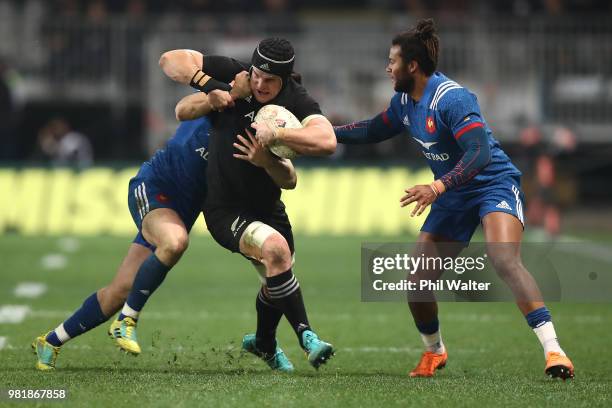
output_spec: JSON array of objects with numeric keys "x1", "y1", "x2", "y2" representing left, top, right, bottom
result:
[{"x1": 407, "y1": 60, "x2": 418, "y2": 74}]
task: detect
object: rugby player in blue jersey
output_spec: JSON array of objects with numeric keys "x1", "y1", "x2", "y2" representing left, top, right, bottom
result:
[
  {"x1": 30, "y1": 75, "x2": 288, "y2": 370},
  {"x1": 334, "y1": 19, "x2": 574, "y2": 379}
]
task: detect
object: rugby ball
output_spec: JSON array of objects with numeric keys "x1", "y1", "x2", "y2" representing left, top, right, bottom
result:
[{"x1": 254, "y1": 104, "x2": 302, "y2": 159}]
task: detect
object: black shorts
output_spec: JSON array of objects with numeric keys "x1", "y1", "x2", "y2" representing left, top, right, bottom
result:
[{"x1": 203, "y1": 204, "x2": 294, "y2": 255}]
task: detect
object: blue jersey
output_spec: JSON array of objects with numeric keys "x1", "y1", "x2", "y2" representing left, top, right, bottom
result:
[
  {"x1": 384, "y1": 72, "x2": 520, "y2": 191},
  {"x1": 148, "y1": 117, "x2": 211, "y2": 200},
  {"x1": 128, "y1": 117, "x2": 211, "y2": 250}
]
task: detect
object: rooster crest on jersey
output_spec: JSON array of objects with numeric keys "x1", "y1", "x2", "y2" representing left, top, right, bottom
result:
[{"x1": 254, "y1": 104, "x2": 302, "y2": 159}]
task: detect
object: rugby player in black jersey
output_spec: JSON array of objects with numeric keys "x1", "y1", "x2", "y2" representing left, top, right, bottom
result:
[{"x1": 159, "y1": 38, "x2": 336, "y2": 371}]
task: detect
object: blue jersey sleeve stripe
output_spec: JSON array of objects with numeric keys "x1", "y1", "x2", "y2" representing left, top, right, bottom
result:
[{"x1": 454, "y1": 122, "x2": 484, "y2": 139}]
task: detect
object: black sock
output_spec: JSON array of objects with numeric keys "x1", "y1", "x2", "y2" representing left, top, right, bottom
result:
[
  {"x1": 255, "y1": 287, "x2": 283, "y2": 354},
  {"x1": 266, "y1": 269, "x2": 311, "y2": 347}
]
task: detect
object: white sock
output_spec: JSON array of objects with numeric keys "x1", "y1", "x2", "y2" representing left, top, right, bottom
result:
[
  {"x1": 54, "y1": 323, "x2": 71, "y2": 344},
  {"x1": 120, "y1": 303, "x2": 140, "y2": 320},
  {"x1": 533, "y1": 321, "x2": 565, "y2": 357},
  {"x1": 420, "y1": 330, "x2": 445, "y2": 354}
]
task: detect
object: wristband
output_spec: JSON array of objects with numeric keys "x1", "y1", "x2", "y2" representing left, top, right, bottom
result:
[
  {"x1": 190, "y1": 69, "x2": 231, "y2": 93},
  {"x1": 429, "y1": 182, "x2": 439, "y2": 197}
]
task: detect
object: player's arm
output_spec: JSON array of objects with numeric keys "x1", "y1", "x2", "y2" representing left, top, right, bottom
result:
[
  {"x1": 333, "y1": 110, "x2": 403, "y2": 144},
  {"x1": 253, "y1": 115, "x2": 336, "y2": 157},
  {"x1": 437, "y1": 124, "x2": 491, "y2": 191},
  {"x1": 234, "y1": 128, "x2": 297, "y2": 189},
  {"x1": 334, "y1": 93, "x2": 404, "y2": 144},
  {"x1": 401, "y1": 91, "x2": 491, "y2": 216},
  {"x1": 175, "y1": 91, "x2": 215, "y2": 121},
  {"x1": 435, "y1": 90, "x2": 492, "y2": 192},
  {"x1": 263, "y1": 156, "x2": 297, "y2": 190},
  {"x1": 159, "y1": 51, "x2": 249, "y2": 102}
]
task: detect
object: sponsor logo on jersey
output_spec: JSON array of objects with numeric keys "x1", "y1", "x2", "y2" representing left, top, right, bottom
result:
[
  {"x1": 426, "y1": 116, "x2": 436, "y2": 133},
  {"x1": 496, "y1": 200, "x2": 512, "y2": 210},
  {"x1": 195, "y1": 147, "x2": 209, "y2": 160},
  {"x1": 403, "y1": 115, "x2": 410, "y2": 126},
  {"x1": 245, "y1": 95, "x2": 252, "y2": 103},
  {"x1": 422, "y1": 151, "x2": 450, "y2": 161},
  {"x1": 412, "y1": 137, "x2": 438, "y2": 150}
]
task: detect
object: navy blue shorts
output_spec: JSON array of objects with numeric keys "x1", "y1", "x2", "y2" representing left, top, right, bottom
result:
[
  {"x1": 421, "y1": 175, "x2": 525, "y2": 243},
  {"x1": 127, "y1": 164, "x2": 202, "y2": 250}
]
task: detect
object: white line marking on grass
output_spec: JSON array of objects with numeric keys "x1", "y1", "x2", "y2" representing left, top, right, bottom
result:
[
  {"x1": 40, "y1": 254, "x2": 67, "y2": 270},
  {"x1": 0, "y1": 305, "x2": 31, "y2": 323},
  {"x1": 0, "y1": 336, "x2": 7, "y2": 350},
  {"x1": 58, "y1": 237, "x2": 80, "y2": 253},
  {"x1": 14, "y1": 282, "x2": 47, "y2": 298}
]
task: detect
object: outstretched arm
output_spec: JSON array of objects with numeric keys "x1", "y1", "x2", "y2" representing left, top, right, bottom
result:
[{"x1": 333, "y1": 111, "x2": 401, "y2": 144}]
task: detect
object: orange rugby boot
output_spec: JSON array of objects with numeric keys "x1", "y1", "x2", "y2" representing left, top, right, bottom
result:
[
  {"x1": 545, "y1": 352, "x2": 574, "y2": 380},
  {"x1": 409, "y1": 351, "x2": 448, "y2": 377}
]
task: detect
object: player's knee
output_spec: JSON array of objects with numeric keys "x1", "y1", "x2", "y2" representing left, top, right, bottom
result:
[
  {"x1": 158, "y1": 231, "x2": 189, "y2": 262},
  {"x1": 261, "y1": 234, "x2": 292, "y2": 272},
  {"x1": 488, "y1": 250, "x2": 522, "y2": 278}
]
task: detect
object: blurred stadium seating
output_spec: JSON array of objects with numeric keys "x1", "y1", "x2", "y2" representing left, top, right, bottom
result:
[{"x1": 0, "y1": 0, "x2": 611, "y2": 235}]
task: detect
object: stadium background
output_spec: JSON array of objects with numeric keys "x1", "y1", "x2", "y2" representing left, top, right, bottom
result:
[{"x1": 1, "y1": 1, "x2": 611, "y2": 406}]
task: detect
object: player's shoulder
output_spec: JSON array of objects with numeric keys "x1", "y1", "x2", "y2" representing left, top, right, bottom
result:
[
  {"x1": 428, "y1": 72, "x2": 475, "y2": 111},
  {"x1": 282, "y1": 80, "x2": 323, "y2": 118}
]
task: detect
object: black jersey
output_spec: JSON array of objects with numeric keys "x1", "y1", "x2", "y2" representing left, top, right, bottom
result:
[{"x1": 202, "y1": 55, "x2": 323, "y2": 213}]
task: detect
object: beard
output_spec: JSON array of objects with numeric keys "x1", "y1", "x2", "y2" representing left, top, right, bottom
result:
[{"x1": 393, "y1": 73, "x2": 415, "y2": 93}]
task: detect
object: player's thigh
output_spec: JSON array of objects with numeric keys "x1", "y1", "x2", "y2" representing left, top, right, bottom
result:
[
  {"x1": 141, "y1": 208, "x2": 189, "y2": 251},
  {"x1": 478, "y1": 176, "x2": 525, "y2": 244},
  {"x1": 482, "y1": 212, "x2": 524, "y2": 243},
  {"x1": 482, "y1": 212, "x2": 524, "y2": 271},
  {"x1": 412, "y1": 231, "x2": 465, "y2": 282}
]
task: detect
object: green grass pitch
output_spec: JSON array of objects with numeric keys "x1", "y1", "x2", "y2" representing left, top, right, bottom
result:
[{"x1": 0, "y1": 234, "x2": 610, "y2": 407}]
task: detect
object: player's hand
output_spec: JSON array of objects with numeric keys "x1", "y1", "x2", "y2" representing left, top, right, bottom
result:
[
  {"x1": 251, "y1": 121, "x2": 276, "y2": 147},
  {"x1": 230, "y1": 71, "x2": 251, "y2": 100},
  {"x1": 400, "y1": 184, "x2": 438, "y2": 217},
  {"x1": 233, "y1": 128, "x2": 275, "y2": 168},
  {"x1": 208, "y1": 89, "x2": 234, "y2": 111}
]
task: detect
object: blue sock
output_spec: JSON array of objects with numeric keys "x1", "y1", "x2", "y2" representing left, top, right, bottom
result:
[
  {"x1": 46, "y1": 293, "x2": 108, "y2": 347},
  {"x1": 415, "y1": 318, "x2": 439, "y2": 335},
  {"x1": 525, "y1": 306, "x2": 552, "y2": 329},
  {"x1": 119, "y1": 253, "x2": 171, "y2": 320}
]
